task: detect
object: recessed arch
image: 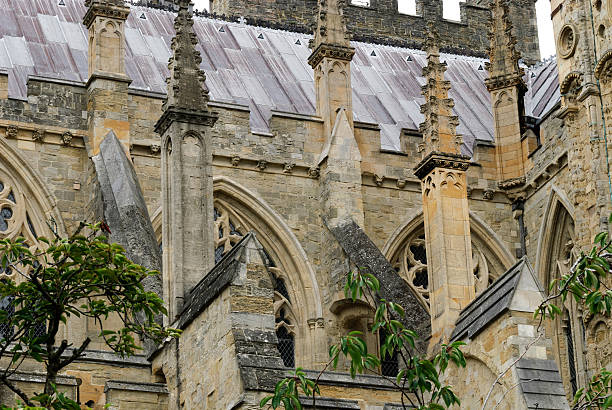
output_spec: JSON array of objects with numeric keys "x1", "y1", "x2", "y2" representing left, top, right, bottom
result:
[
  {"x1": 534, "y1": 186, "x2": 586, "y2": 398},
  {"x1": 153, "y1": 176, "x2": 322, "y2": 366},
  {"x1": 534, "y1": 185, "x2": 575, "y2": 287},
  {"x1": 382, "y1": 210, "x2": 515, "y2": 308}
]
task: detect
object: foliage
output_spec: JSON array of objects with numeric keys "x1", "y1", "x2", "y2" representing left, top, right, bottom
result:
[
  {"x1": 0, "y1": 222, "x2": 180, "y2": 407},
  {"x1": 261, "y1": 269, "x2": 466, "y2": 409},
  {"x1": 536, "y1": 214, "x2": 612, "y2": 409}
]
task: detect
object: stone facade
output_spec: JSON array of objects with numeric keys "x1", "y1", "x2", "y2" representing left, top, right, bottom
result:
[{"x1": 0, "y1": 0, "x2": 608, "y2": 408}]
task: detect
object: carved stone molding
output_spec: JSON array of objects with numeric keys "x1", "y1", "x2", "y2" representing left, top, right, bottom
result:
[
  {"x1": 4, "y1": 126, "x2": 17, "y2": 139},
  {"x1": 61, "y1": 131, "x2": 73, "y2": 146},
  {"x1": 231, "y1": 156, "x2": 241, "y2": 167},
  {"x1": 498, "y1": 176, "x2": 525, "y2": 191},
  {"x1": 307, "y1": 43, "x2": 355, "y2": 68},
  {"x1": 482, "y1": 189, "x2": 495, "y2": 200},
  {"x1": 256, "y1": 160, "x2": 268, "y2": 171},
  {"x1": 283, "y1": 162, "x2": 295, "y2": 174},
  {"x1": 413, "y1": 151, "x2": 471, "y2": 180},
  {"x1": 32, "y1": 129, "x2": 45, "y2": 142},
  {"x1": 149, "y1": 144, "x2": 160, "y2": 154},
  {"x1": 558, "y1": 24, "x2": 578, "y2": 59},
  {"x1": 595, "y1": 49, "x2": 612, "y2": 82},
  {"x1": 374, "y1": 174, "x2": 384, "y2": 187},
  {"x1": 308, "y1": 166, "x2": 320, "y2": 178}
]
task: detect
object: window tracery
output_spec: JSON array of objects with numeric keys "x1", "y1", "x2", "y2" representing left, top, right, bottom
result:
[
  {"x1": 390, "y1": 228, "x2": 498, "y2": 310},
  {"x1": 0, "y1": 175, "x2": 43, "y2": 279},
  {"x1": 0, "y1": 173, "x2": 46, "y2": 337},
  {"x1": 213, "y1": 202, "x2": 297, "y2": 367}
]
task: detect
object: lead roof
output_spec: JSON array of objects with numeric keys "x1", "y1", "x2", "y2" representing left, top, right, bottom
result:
[{"x1": 0, "y1": 0, "x2": 560, "y2": 155}]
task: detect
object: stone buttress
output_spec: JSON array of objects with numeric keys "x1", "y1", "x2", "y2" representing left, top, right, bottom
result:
[
  {"x1": 155, "y1": 0, "x2": 219, "y2": 323},
  {"x1": 414, "y1": 28, "x2": 474, "y2": 351},
  {"x1": 83, "y1": 0, "x2": 132, "y2": 155}
]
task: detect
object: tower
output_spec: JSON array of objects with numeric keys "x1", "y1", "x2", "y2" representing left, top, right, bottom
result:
[
  {"x1": 155, "y1": 0, "x2": 218, "y2": 322},
  {"x1": 414, "y1": 28, "x2": 474, "y2": 351}
]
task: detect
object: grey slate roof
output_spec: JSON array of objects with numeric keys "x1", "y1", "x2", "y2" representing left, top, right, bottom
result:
[
  {"x1": 451, "y1": 257, "x2": 537, "y2": 341},
  {"x1": 0, "y1": 0, "x2": 560, "y2": 155},
  {"x1": 516, "y1": 357, "x2": 570, "y2": 410}
]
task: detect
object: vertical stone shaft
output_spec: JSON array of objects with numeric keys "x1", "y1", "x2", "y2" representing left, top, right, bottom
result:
[
  {"x1": 308, "y1": 0, "x2": 355, "y2": 138},
  {"x1": 156, "y1": 0, "x2": 218, "y2": 322},
  {"x1": 485, "y1": 0, "x2": 528, "y2": 185},
  {"x1": 83, "y1": 0, "x2": 131, "y2": 156},
  {"x1": 415, "y1": 28, "x2": 474, "y2": 350}
]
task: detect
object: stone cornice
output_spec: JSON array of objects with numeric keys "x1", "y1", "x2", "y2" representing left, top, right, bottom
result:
[
  {"x1": 154, "y1": 107, "x2": 219, "y2": 135},
  {"x1": 485, "y1": 72, "x2": 526, "y2": 92},
  {"x1": 498, "y1": 176, "x2": 525, "y2": 191},
  {"x1": 83, "y1": 1, "x2": 130, "y2": 28},
  {"x1": 307, "y1": 43, "x2": 355, "y2": 68},
  {"x1": 413, "y1": 151, "x2": 471, "y2": 179}
]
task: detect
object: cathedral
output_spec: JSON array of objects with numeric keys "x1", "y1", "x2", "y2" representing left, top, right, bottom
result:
[{"x1": 0, "y1": 0, "x2": 610, "y2": 408}]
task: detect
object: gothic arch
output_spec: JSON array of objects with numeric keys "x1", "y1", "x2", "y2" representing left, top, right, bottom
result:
[
  {"x1": 534, "y1": 186, "x2": 586, "y2": 399},
  {"x1": 0, "y1": 138, "x2": 66, "y2": 244},
  {"x1": 382, "y1": 210, "x2": 515, "y2": 309},
  {"x1": 152, "y1": 177, "x2": 323, "y2": 366},
  {"x1": 534, "y1": 185, "x2": 575, "y2": 288}
]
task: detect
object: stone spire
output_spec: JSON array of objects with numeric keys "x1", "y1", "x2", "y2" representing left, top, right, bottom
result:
[
  {"x1": 155, "y1": 0, "x2": 218, "y2": 323},
  {"x1": 310, "y1": 0, "x2": 351, "y2": 54},
  {"x1": 418, "y1": 26, "x2": 461, "y2": 157},
  {"x1": 414, "y1": 25, "x2": 474, "y2": 353},
  {"x1": 163, "y1": 0, "x2": 210, "y2": 114},
  {"x1": 485, "y1": 0, "x2": 526, "y2": 91}
]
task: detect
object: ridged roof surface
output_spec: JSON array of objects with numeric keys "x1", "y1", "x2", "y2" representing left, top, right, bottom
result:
[{"x1": 0, "y1": 0, "x2": 560, "y2": 154}]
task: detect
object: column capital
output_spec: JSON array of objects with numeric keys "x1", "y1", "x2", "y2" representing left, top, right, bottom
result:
[{"x1": 414, "y1": 151, "x2": 471, "y2": 180}]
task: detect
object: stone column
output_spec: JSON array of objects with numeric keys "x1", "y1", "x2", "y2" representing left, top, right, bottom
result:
[
  {"x1": 415, "y1": 28, "x2": 475, "y2": 351},
  {"x1": 83, "y1": 0, "x2": 131, "y2": 156},
  {"x1": 155, "y1": 0, "x2": 219, "y2": 322}
]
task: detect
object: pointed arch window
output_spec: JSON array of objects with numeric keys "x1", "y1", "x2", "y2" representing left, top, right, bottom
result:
[
  {"x1": 390, "y1": 227, "x2": 501, "y2": 310},
  {"x1": 212, "y1": 202, "x2": 297, "y2": 368},
  {"x1": 0, "y1": 174, "x2": 47, "y2": 339}
]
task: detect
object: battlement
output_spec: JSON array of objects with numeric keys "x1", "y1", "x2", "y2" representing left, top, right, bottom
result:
[{"x1": 208, "y1": 0, "x2": 540, "y2": 64}]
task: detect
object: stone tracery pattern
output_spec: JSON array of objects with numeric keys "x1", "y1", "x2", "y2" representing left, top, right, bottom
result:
[
  {"x1": 213, "y1": 201, "x2": 297, "y2": 367},
  {"x1": 0, "y1": 173, "x2": 41, "y2": 279},
  {"x1": 390, "y1": 228, "x2": 497, "y2": 310}
]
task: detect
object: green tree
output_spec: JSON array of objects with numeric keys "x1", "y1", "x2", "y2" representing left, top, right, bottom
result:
[
  {"x1": 0, "y1": 222, "x2": 180, "y2": 409},
  {"x1": 261, "y1": 269, "x2": 466, "y2": 410}
]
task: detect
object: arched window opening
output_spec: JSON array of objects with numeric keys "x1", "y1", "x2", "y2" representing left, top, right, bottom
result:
[
  {"x1": 276, "y1": 309, "x2": 295, "y2": 368},
  {"x1": 0, "y1": 174, "x2": 47, "y2": 340},
  {"x1": 0, "y1": 295, "x2": 14, "y2": 340},
  {"x1": 379, "y1": 328, "x2": 399, "y2": 377},
  {"x1": 211, "y1": 201, "x2": 299, "y2": 368},
  {"x1": 540, "y1": 197, "x2": 588, "y2": 399},
  {"x1": 390, "y1": 227, "x2": 502, "y2": 310},
  {"x1": 563, "y1": 312, "x2": 578, "y2": 396}
]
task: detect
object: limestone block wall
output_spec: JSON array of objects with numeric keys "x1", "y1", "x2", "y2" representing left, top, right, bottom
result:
[{"x1": 446, "y1": 311, "x2": 553, "y2": 409}]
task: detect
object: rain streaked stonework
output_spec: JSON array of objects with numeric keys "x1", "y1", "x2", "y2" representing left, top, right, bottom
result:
[{"x1": 0, "y1": 0, "x2": 609, "y2": 408}]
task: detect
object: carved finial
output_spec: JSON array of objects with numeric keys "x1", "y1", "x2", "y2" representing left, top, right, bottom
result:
[
  {"x1": 308, "y1": 0, "x2": 355, "y2": 67},
  {"x1": 314, "y1": 0, "x2": 350, "y2": 49},
  {"x1": 418, "y1": 25, "x2": 461, "y2": 156},
  {"x1": 485, "y1": 0, "x2": 526, "y2": 90},
  {"x1": 164, "y1": 0, "x2": 210, "y2": 112}
]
